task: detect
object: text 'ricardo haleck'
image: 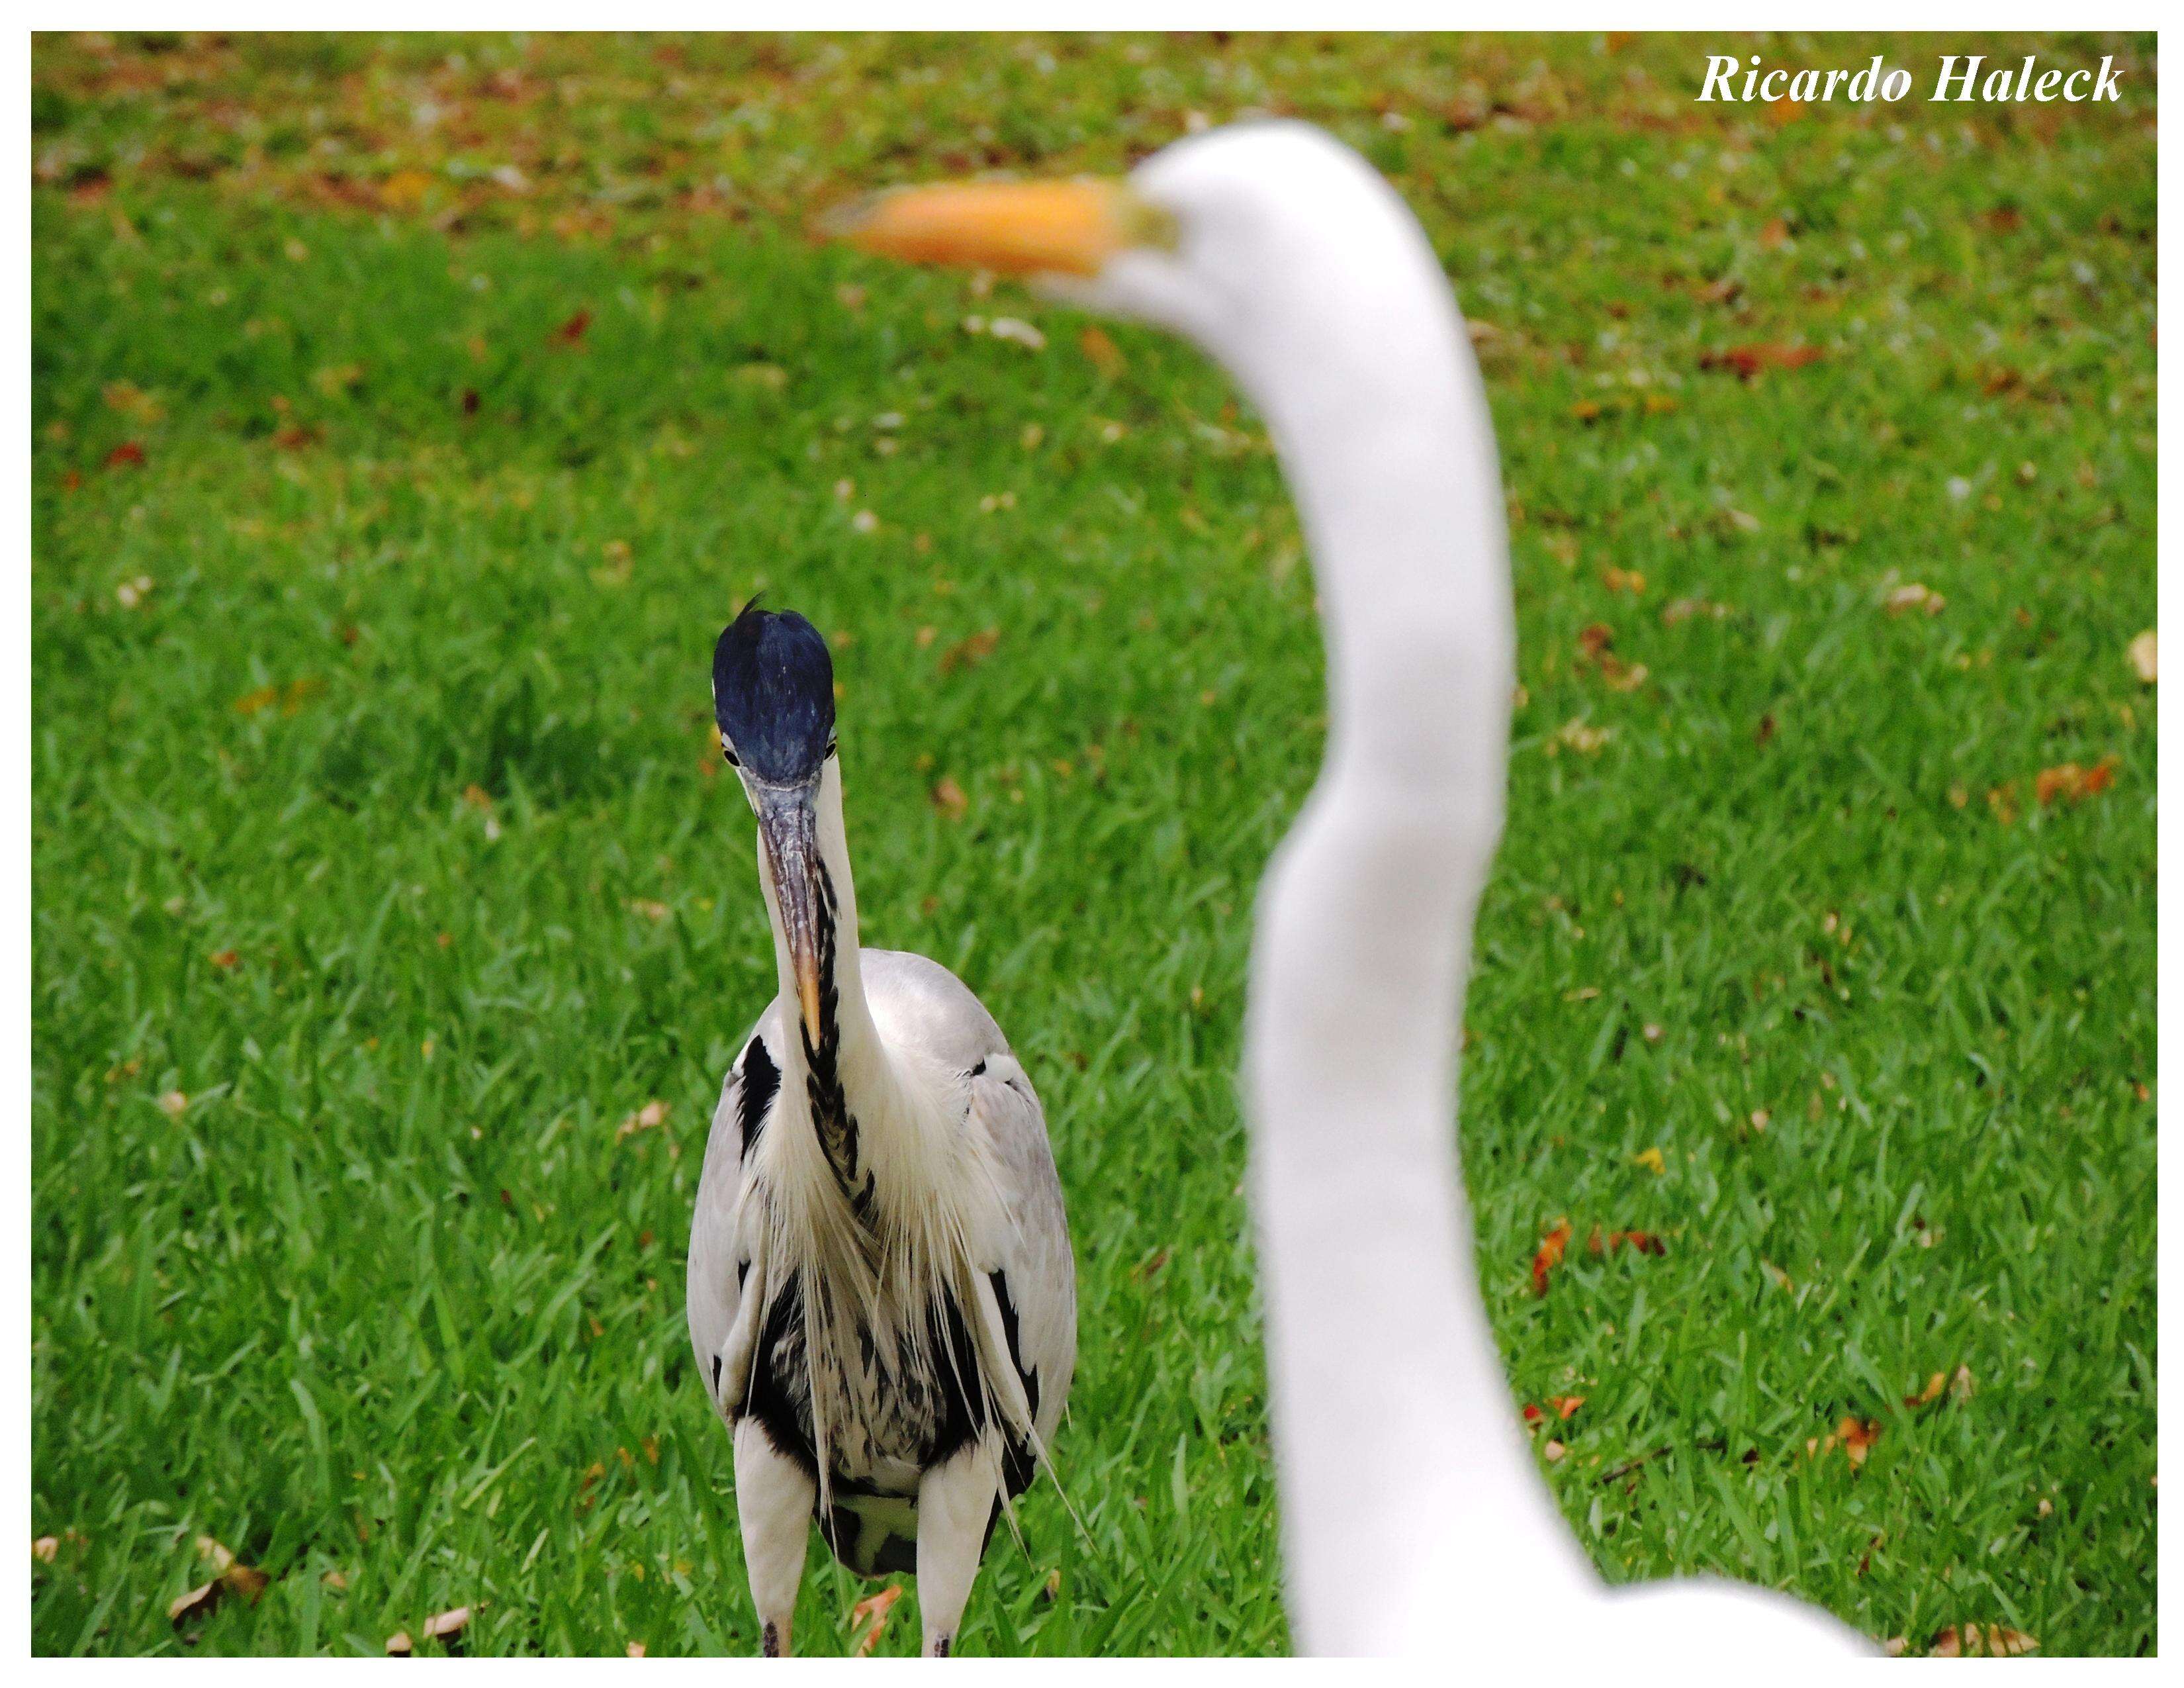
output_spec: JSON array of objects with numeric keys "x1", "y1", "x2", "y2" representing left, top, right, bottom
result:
[{"x1": 1700, "y1": 53, "x2": 2124, "y2": 105}]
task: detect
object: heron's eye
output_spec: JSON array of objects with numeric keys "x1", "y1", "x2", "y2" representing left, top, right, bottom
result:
[{"x1": 723, "y1": 745, "x2": 741, "y2": 769}]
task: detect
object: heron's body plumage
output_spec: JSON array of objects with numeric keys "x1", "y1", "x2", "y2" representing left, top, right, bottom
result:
[
  {"x1": 688, "y1": 949, "x2": 1073, "y2": 1579},
  {"x1": 687, "y1": 616, "x2": 1074, "y2": 1658}
]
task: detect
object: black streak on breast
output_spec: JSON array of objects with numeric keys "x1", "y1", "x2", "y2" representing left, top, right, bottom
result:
[
  {"x1": 737, "y1": 1036, "x2": 781, "y2": 1159},
  {"x1": 799, "y1": 861, "x2": 878, "y2": 1222}
]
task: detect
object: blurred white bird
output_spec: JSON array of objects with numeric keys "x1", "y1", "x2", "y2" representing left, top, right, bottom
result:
[
  {"x1": 841, "y1": 120, "x2": 1870, "y2": 1659},
  {"x1": 687, "y1": 603, "x2": 1075, "y2": 1657}
]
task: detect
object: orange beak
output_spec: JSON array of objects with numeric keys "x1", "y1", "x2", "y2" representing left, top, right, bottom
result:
[{"x1": 829, "y1": 178, "x2": 1163, "y2": 277}]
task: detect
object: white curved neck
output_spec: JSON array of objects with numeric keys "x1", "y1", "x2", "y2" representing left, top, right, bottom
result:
[{"x1": 1228, "y1": 185, "x2": 1596, "y2": 1652}]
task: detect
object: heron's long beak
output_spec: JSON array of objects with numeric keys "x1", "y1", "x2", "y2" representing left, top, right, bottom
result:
[
  {"x1": 827, "y1": 177, "x2": 1167, "y2": 276},
  {"x1": 754, "y1": 784, "x2": 827, "y2": 1045}
]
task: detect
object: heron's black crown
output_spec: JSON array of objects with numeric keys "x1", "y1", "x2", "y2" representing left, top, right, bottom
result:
[{"x1": 712, "y1": 603, "x2": 837, "y2": 784}]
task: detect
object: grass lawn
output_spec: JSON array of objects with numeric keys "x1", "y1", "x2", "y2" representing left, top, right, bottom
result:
[{"x1": 30, "y1": 32, "x2": 2156, "y2": 1657}]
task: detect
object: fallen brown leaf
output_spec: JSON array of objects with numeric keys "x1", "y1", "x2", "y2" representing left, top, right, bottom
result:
[
  {"x1": 849, "y1": 1583, "x2": 903, "y2": 1656},
  {"x1": 1588, "y1": 1226, "x2": 1666, "y2": 1258},
  {"x1": 1554, "y1": 718, "x2": 1611, "y2": 757},
  {"x1": 171, "y1": 1537, "x2": 271, "y2": 1628},
  {"x1": 105, "y1": 441, "x2": 146, "y2": 469},
  {"x1": 1933, "y1": 1623, "x2": 2037, "y2": 1658},
  {"x1": 555, "y1": 308, "x2": 592, "y2": 346},
  {"x1": 2128, "y1": 629, "x2": 2156, "y2": 684},
  {"x1": 2034, "y1": 755, "x2": 2117, "y2": 806},
  {"x1": 170, "y1": 1579, "x2": 222, "y2": 1627},
  {"x1": 1531, "y1": 1218, "x2": 1573, "y2": 1296},
  {"x1": 1884, "y1": 583, "x2": 1945, "y2": 617},
  {"x1": 1079, "y1": 325, "x2": 1124, "y2": 378},
  {"x1": 1807, "y1": 1415, "x2": 1882, "y2": 1468},
  {"x1": 1905, "y1": 1370, "x2": 1948, "y2": 1409},
  {"x1": 1701, "y1": 342, "x2": 1823, "y2": 379},
  {"x1": 938, "y1": 628, "x2": 1001, "y2": 675},
  {"x1": 32, "y1": 1536, "x2": 58, "y2": 1564},
  {"x1": 617, "y1": 1100, "x2": 670, "y2": 1141},
  {"x1": 930, "y1": 775, "x2": 969, "y2": 820},
  {"x1": 386, "y1": 1631, "x2": 413, "y2": 1656},
  {"x1": 199, "y1": 1542, "x2": 269, "y2": 1606},
  {"x1": 423, "y1": 1605, "x2": 471, "y2": 1643}
]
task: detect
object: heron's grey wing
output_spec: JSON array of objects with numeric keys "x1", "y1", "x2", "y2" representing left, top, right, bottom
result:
[
  {"x1": 688, "y1": 1008, "x2": 786, "y2": 1421},
  {"x1": 964, "y1": 1051, "x2": 1077, "y2": 1450},
  {"x1": 860, "y1": 949, "x2": 1077, "y2": 1445}
]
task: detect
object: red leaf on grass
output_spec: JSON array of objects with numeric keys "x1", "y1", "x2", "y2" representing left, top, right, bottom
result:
[
  {"x1": 2034, "y1": 756, "x2": 2117, "y2": 806},
  {"x1": 1700, "y1": 343, "x2": 1823, "y2": 380}
]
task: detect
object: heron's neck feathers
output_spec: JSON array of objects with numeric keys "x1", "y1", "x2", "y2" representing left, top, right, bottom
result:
[
  {"x1": 748, "y1": 774, "x2": 1035, "y2": 1506},
  {"x1": 1233, "y1": 169, "x2": 1594, "y2": 1652}
]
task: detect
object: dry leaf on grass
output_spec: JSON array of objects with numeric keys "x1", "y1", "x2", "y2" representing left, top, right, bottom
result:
[
  {"x1": 1700, "y1": 342, "x2": 1823, "y2": 379},
  {"x1": 33, "y1": 1536, "x2": 59, "y2": 1564},
  {"x1": 1530, "y1": 1219, "x2": 1573, "y2": 1296},
  {"x1": 849, "y1": 1583, "x2": 903, "y2": 1656},
  {"x1": 617, "y1": 1100, "x2": 669, "y2": 1140},
  {"x1": 2034, "y1": 756, "x2": 2117, "y2": 806},
  {"x1": 1632, "y1": 1147, "x2": 1666, "y2": 1176},
  {"x1": 1554, "y1": 718, "x2": 1611, "y2": 757},
  {"x1": 170, "y1": 1580, "x2": 224, "y2": 1627},
  {"x1": 1806, "y1": 1415, "x2": 1881, "y2": 1468},
  {"x1": 938, "y1": 628, "x2": 1001, "y2": 675},
  {"x1": 424, "y1": 1605, "x2": 471, "y2": 1642},
  {"x1": 1884, "y1": 583, "x2": 1945, "y2": 617},
  {"x1": 930, "y1": 776, "x2": 970, "y2": 820},
  {"x1": 2127, "y1": 630, "x2": 2156, "y2": 684},
  {"x1": 1933, "y1": 1623, "x2": 2037, "y2": 1657},
  {"x1": 386, "y1": 1631, "x2": 413, "y2": 1656},
  {"x1": 1903, "y1": 1365, "x2": 1975, "y2": 1409},
  {"x1": 169, "y1": 1536, "x2": 271, "y2": 1628},
  {"x1": 1588, "y1": 1226, "x2": 1666, "y2": 1258},
  {"x1": 1078, "y1": 325, "x2": 1125, "y2": 377}
]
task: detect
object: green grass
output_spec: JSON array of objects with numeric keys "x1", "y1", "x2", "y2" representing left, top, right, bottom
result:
[{"x1": 32, "y1": 31, "x2": 2155, "y2": 1657}]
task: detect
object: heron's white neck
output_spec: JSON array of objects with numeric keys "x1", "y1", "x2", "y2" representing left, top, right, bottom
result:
[{"x1": 1224, "y1": 181, "x2": 1596, "y2": 1651}]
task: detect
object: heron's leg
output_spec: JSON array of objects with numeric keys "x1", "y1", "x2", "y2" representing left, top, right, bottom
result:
[
  {"x1": 914, "y1": 1439, "x2": 1003, "y2": 1657},
  {"x1": 733, "y1": 1418, "x2": 815, "y2": 1656}
]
